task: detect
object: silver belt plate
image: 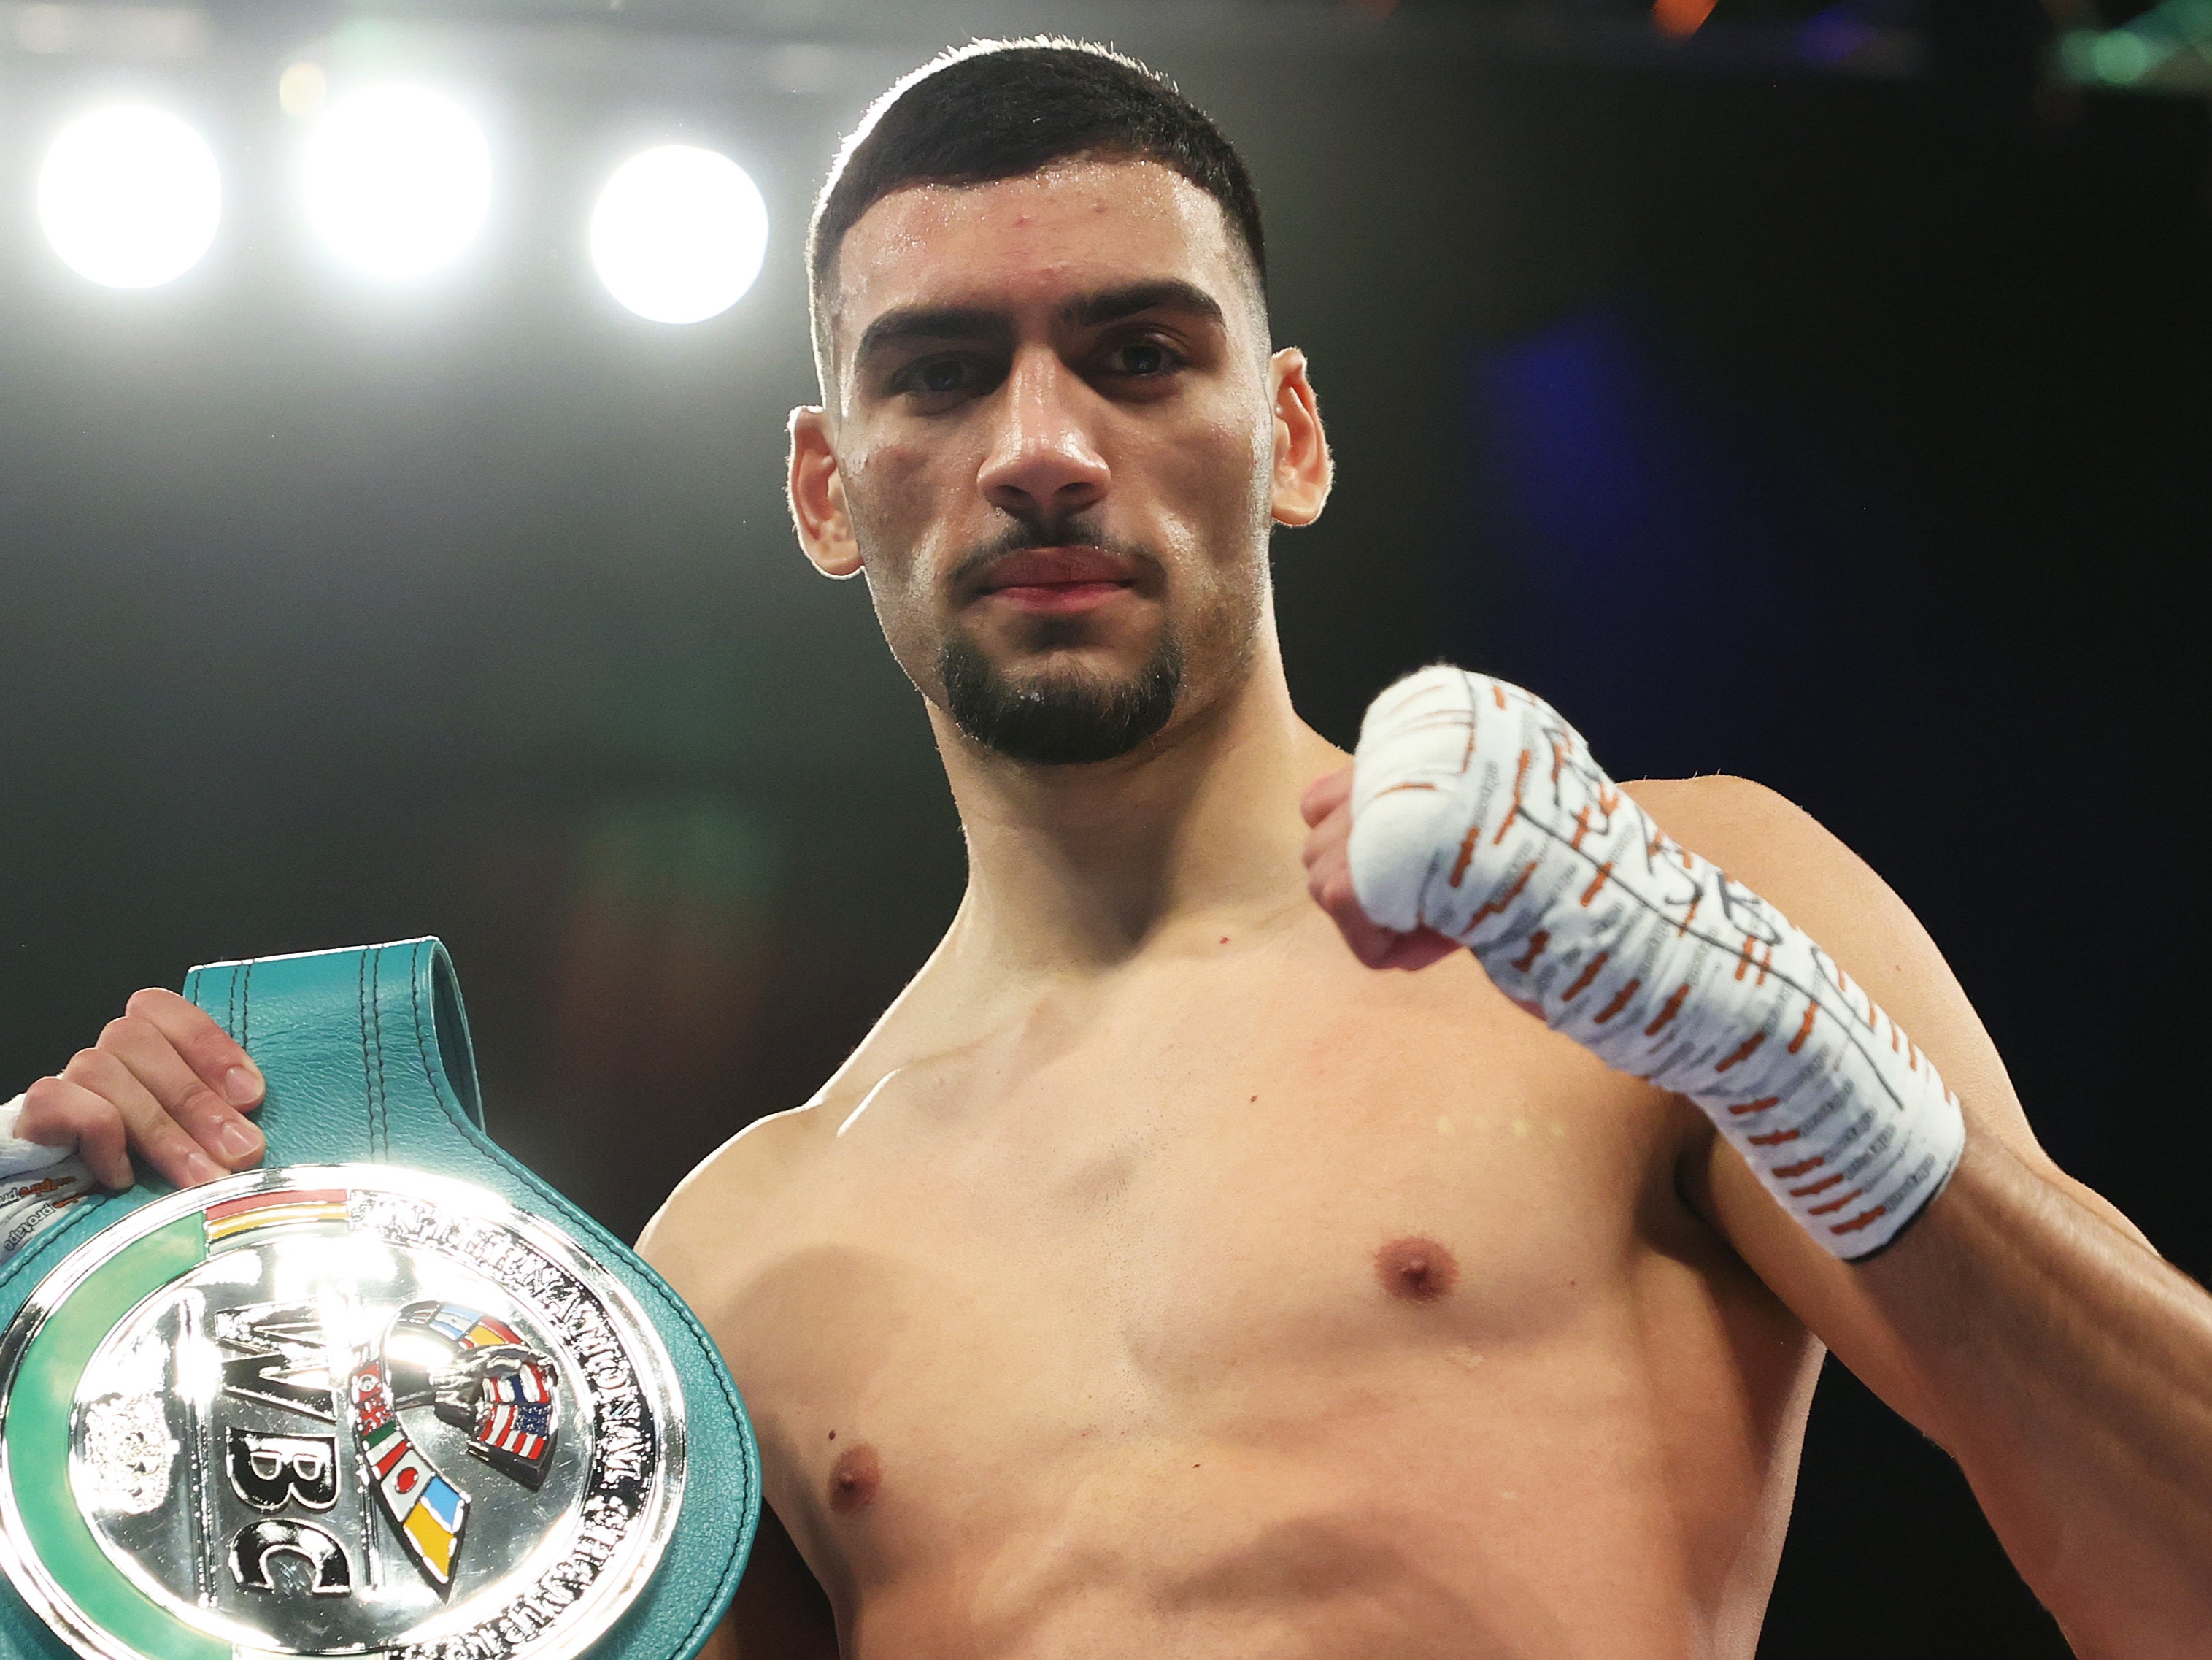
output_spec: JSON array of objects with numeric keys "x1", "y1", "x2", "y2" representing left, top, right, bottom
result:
[{"x1": 0, "y1": 1165, "x2": 685, "y2": 1660}]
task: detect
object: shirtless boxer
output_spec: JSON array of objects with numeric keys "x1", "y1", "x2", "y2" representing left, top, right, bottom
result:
[{"x1": 9, "y1": 38, "x2": 2212, "y2": 1660}]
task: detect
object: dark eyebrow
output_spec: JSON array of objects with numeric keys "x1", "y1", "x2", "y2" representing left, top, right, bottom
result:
[
  {"x1": 1060, "y1": 279, "x2": 1225, "y2": 331},
  {"x1": 852, "y1": 306, "x2": 1014, "y2": 374},
  {"x1": 852, "y1": 280, "x2": 1229, "y2": 378}
]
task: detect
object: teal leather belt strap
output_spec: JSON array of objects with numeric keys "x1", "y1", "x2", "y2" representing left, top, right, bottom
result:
[
  {"x1": 0, "y1": 938, "x2": 758, "y2": 1660},
  {"x1": 190, "y1": 937, "x2": 494, "y2": 1162}
]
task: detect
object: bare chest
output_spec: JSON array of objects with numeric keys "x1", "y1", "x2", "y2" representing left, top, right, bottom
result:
[
  {"x1": 683, "y1": 946, "x2": 1821, "y2": 1656},
  {"x1": 714, "y1": 950, "x2": 1711, "y2": 1479}
]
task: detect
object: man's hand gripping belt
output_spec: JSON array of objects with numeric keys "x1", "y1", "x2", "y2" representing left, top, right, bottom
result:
[{"x1": 1338, "y1": 665, "x2": 1965, "y2": 1260}]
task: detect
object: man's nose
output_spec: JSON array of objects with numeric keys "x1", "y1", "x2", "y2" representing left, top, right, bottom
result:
[{"x1": 976, "y1": 347, "x2": 1109, "y2": 524}]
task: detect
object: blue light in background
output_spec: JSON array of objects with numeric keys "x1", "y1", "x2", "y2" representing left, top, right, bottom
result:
[{"x1": 1457, "y1": 304, "x2": 1862, "y2": 781}]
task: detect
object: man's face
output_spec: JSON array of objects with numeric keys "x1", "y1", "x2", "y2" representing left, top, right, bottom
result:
[{"x1": 805, "y1": 158, "x2": 1292, "y2": 765}]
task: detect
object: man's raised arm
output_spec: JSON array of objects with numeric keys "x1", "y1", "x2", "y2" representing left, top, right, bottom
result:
[
  {"x1": 1303, "y1": 666, "x2": 2212, "y2": 1656},
  {"x1": 1643, "y1": 774, "x2": 2212, "y2": 1659}
]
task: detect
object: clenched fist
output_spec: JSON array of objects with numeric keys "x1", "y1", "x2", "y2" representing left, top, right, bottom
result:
[{"x1": 1300, "y1": 764, "x2": 1462, "y2": 972}]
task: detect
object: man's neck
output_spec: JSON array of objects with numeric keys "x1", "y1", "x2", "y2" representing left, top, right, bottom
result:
[{"x1": 930, "y1": 634, "x2": 1341, "y2": 978}]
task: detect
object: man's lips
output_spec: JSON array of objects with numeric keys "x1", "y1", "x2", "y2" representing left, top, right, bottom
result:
[{"x1": 969, "y1": 547, "x2": 1141, "y2": 614}]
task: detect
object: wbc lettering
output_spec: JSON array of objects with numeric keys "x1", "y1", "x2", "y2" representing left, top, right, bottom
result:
[
  {"x1": 225, "y1": 1430, "x2": 340, "y2": 1513},
  {"x1": 204, "y1": 1287, "x2": 564, "y2": 1597},
  {"x1": 229, "y1": 1519, "x2": 354, "y2": 1598}
]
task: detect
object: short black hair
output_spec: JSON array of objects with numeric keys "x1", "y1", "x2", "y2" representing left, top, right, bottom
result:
[{"x1": 807, "y1": 39, "x2": 1266, "y2": 381}]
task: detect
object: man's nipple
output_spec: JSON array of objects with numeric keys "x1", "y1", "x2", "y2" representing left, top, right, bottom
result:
[
  {"x1": 1376, "y1": 1235, "x2": 1460, "y2": 1303},
  {"x1": 829, "y1": 1444, "x2": 882, "y2": 1515}
]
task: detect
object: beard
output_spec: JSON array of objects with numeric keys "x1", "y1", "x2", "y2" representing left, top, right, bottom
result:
[{"x1": 938, "y1": 625, "x2": 1184, "y2": 766}]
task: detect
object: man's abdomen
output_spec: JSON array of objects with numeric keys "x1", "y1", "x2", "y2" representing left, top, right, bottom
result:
[{"x1": 818, "y1": 1306, "x2": 1816, "y2": 1660}]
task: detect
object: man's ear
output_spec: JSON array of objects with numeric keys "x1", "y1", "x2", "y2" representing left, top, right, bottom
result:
[
  {"x1": 788, "y1": 406, "x2": 863, "y2": 578},
  {"x1": 1268, "y1": 348, "x2": 1332, "y2": 529}
]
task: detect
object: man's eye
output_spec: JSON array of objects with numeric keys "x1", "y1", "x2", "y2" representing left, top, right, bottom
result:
[
  {"x1": 1107, "y1": 340, "x2": 1178, "y2": 377},
  {"x1": 901, "y1": 356, "x2": 978, "y2": 396}
]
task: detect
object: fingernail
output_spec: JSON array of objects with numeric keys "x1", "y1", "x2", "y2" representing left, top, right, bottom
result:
[
  {"x1": 185, "y1": 1151, "x2": 225, "y2": 1185},
  {"x1": 215, "y1": 1118, "x2": 263, "y2": 1162},
  {"x1": 221, "y1": 1065, "x2": 263, "y2": 1107}
]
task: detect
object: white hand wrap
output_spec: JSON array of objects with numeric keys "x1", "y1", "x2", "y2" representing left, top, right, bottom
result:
[
  {"x1": 1348, "y1": 666, "x2": 1965, "y2": 1259},
  {"x1": 1, "y1": 1091, "x2": 94, "y2": 1262},
  {"x1": 1, "y1": 1092, "x2": 73, "y2": 1178}
]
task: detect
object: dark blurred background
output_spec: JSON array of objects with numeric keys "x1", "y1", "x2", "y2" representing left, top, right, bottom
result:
[{"x1": 3, "y1": 1, "x2": 2205, "y2": 1652}]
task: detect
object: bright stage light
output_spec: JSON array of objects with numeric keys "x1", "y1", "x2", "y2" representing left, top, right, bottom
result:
[
  {"x1": 304, "y1": 86, "x2": 490, "y2": 280},
  {"x1": 590, "y1": 146, "x2": 768, "y2": 325},
  {"x1": 279, "y1": 61, "x2": 328, "y2": 119},
  {"x1": 39, "y1": 107, "x2": 220, "y2": 289}
]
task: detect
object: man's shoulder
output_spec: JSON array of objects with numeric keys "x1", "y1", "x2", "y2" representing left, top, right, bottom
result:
[
  {"x1": 1620, "y1": 772, "x2": 1816, "y2": 848},
  {"x1": 1622, "y1": 772, "x2": 2046, "y2": 1155},
  {"x1": 1620, "y1": 773, "x2": 1865, "y2": 921},
  {"x1": 1619, "y1": 772, "x2": 1945, "y2": 1051},
  {"x1": 635, "y1": 1095, "x2": 840, "y2": 1299},
  {"x1": 636, "y1": 945, "x2": 976, "y2": 1296}
]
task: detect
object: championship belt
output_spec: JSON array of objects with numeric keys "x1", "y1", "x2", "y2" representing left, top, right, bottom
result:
[{"x1": 0, "y1": 939, "x2": 759, "y2": 1660}]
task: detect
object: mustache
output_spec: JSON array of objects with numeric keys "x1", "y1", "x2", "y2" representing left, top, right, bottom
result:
[{"x1": 944, "y1": 515, "x2": 1165, "y2": 593}]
